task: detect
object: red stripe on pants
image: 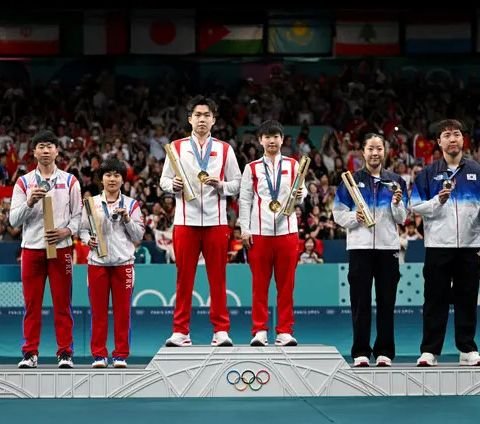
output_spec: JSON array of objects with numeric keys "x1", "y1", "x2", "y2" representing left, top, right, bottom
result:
[
  {"x1": 88, "y1": 265, "x2": 134, "y2": 358},
  {"x1": 21, "y1": 247, "x2": 73, "y2": 356},
  {"x1": 248, "y1": 233, "x2": 299, "y2": 335},
  {"x1": 172, "y1": 225, "x2": 230, "y2": 334}
]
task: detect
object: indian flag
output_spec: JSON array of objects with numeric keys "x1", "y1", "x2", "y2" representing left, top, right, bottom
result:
[
  {"x1": 198, "y1": 23, "x2": 263, "y2": 54},
  {"x1": 0, "y1": 25, "x2": 59, "y2": 55}
]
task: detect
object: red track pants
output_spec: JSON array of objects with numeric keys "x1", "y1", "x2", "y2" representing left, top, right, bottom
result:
[
  {"x1": 21, "y1": 247, "x2": 74, "y2": 356},
  {"x1": 172, "y1": 225, "x2": 230, "y2": 334},
  {"x1": 248, "y1": 233, "x2": 299, "y2": 335},
  {"x1": 88, "y1": 265, "x2": 134, "y2": 359}
]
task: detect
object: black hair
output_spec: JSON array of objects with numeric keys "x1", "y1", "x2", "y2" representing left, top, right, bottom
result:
[
  {"x1": 434, "y1": 119, "x2": 464, "y2": 139},
  {"x1": 361, "y1": 132, "x2": 386, "y2": 149},
  {"x1": 99, "y1": 158, "x2": 127, "y2": 181},
  {"x1": 187, "y1": 95, "x2": 218, "y2": 117},
  {"x1": 257, "y1": 120, "x2": 284, "y2": 138},
  {"x1": 31, "y1": 130, "x2": 59, "y2": 148}
]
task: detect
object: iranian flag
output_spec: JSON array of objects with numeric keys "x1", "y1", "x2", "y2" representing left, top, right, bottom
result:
[
  {"x1": 335, "y1": 19, "x2": 400, "y2": 56},
  {"x1": 83, "y1": 11, "x2": 128, "y2": 55},
  {"x1": 0, "y1": 25, "x2": 59, "y2": 55},
  {"x1": 198, "y1": 23, "x2": 263, "y2": 54}
]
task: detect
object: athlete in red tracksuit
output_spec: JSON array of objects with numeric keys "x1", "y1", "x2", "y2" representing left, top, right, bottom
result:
[
  {"x1": 10, "y1": 130, "x2": 82, "y2": 369},
  {"x1": 160, "y1": 95, "x2": 241, "y2": 347},
  {"x1": 239, "y1": 120, "x2": 306, "y2": 347},
  {"x1": 79, "y1": 158, "x2": 144, "y2": 368}
]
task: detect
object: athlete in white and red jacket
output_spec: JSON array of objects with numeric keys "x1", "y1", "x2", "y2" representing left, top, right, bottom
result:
[
  {"x1": 160, "y1": 95, "x2": 241, "y2": 347},
  {"x1": 10, "y1": 130, "x2": 82, "y2": 369},
  {"x1": 79, "y1": 158, "x2": 145, "y2": 369},
  {"x1": 239, "y1": 120, "x2": 306, "y2": 347}
]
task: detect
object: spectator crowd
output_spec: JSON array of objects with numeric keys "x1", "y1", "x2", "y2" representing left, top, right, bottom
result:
[{"x1": 2, "y1": 59, "x2": 480, "y2": 264}]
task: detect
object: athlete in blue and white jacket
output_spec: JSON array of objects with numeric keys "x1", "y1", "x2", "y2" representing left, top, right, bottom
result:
[
  {"x1": 333, "y1": 133, "x2": 407, "y2": 368},
  {"x1": 410, "y1": 119, "x2": 480, "y2": 367}
]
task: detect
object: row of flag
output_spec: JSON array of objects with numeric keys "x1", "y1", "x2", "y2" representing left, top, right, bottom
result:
[{"x1": 0, "y1": 11, "x2": 477, "y2": 56}]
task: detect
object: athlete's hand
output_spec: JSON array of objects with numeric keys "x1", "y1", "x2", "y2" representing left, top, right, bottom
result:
[{"x1": 27, "y1": 187, "x2": 47, "y2": 208}]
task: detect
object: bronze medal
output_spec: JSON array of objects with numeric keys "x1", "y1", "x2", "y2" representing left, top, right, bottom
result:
[
  {"x1": 269, "y1": 200, "x2": 282, "y2": 213},
  {"x1": 443, "y1": 179, "x2": 454, "y2": 190},
  {"x1": 198, "y1": 171, "x2": 209, "y2": 183}
]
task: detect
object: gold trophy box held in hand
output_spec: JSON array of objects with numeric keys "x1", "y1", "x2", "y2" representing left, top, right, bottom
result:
[
  {"x1": 341, "y1": 171, "x2": 376, "y2": 228},
  {"x1": 164, "y1": 143, "x2": 197, "y2": 202},
  {"x1": 83, "y1": 197, "x2": 108, "y2": 258},
  {"x1": 281, "y1": 155, "x2": 311, "y2": 216}
]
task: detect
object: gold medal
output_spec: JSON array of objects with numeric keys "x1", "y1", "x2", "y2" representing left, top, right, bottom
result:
[
  {"x1": 198, "y1": 171, "x2": 209, "y2": 183},
  {"x1": 269, "y1": 200, "x2": 282, "y2": 213}
]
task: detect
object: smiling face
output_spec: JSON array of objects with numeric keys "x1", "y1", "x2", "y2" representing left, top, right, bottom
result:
[
  {"x1": 188, "y1": 105, "x2": 216, "y2": 138},
  {"x1": 362, "y1": 135, "x2": 385, "y2": 172}
]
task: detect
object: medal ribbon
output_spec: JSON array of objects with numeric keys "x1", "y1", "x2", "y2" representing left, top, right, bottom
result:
[
  {"x1": 101, "y1": 193, "x2": 125, "y2": 220},
  {"x1": 190, "y1": 136, "x2": 213, "y2": 173},
  {"x1": 263, "y1": 157, "x2": 282, "y2": 202}
]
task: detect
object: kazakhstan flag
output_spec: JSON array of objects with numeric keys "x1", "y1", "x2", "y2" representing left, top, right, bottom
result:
[{"x1": 268, "y1": 18, "x2": 331, "y2": 54}]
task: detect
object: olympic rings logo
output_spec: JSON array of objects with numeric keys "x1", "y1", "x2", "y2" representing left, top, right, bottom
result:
[{"x1": 226, "y1": 369, "x2": 271, "y2": 391}]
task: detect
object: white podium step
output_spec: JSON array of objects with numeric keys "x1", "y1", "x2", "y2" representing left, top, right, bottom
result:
[{"x1": 1, "y1": 345, "x2": 480, "y2": 398}]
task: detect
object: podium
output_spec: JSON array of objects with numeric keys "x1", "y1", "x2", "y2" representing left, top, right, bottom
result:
[{"x1": 1, "y1": 345, "x2": 480, "y2": 398}]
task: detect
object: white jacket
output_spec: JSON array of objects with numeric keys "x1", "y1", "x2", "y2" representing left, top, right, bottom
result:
[
  {"x1": 239, "y1": 154, "x2": 306, "y2": 236},
  {"x1": 10, "y1": 167, "x2": 82, "y2": 249},
  {"x1": 79, "y1": 192, "x2": 145, "y2": 266},
  {"x1": 160, "y1": 135, "x2": 241, "y2": 226}
]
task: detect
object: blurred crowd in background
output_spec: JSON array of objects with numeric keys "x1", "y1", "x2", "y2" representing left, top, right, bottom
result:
[{"x1": 1, "y1": 58, "x2": 479, "y2": 264}]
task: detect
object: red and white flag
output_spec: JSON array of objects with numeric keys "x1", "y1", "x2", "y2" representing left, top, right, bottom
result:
[
  {"x1": 83, "y1": 11, "x2": 128, "y2": 55},
  {"x1": 335, "y1": 20, "x2": 400, "y2": 56},
  {"x1": 0, "y1": 25, "x2": 59, "y2": 55},
  {"x1": 131, "y1": 10, "x2": 195, "y2": 55}
]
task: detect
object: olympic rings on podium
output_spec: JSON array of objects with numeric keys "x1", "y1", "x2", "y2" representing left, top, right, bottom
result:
[{"x1": 226, "y1": 369, "x2": 271, "y2": 391}]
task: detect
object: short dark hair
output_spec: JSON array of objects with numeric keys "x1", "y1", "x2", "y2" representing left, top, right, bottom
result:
[
  {"x1": 31, "y1": 130, "x2": 59, "y2": 148},
  {"x1": 434, "y1": 119, "x2": 464, "y2": 139},
  {"x1": 99, "y1": 158, "x2": 127, "y2": 181},
  {"x1": 257, "y1": 120, "x2": 284, "y2": 138},
  {"x1": 187, "y1": 95, "x2": 218, "y2": 116},
  {"x1": 361, "y1": 132, "x2": 385, "y2": 149}
]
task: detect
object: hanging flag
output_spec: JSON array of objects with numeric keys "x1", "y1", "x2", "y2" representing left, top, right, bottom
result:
[
  {"x1": 335, "y1": 20, "x2": 400, "y2": 56},
  {"x1": 0, "y1": 25, "x2": 59, "y2": 55},
  {"x1": 406, "y1": 21, "x2": 471, "y2": 54},
  {"x1": 83, "y1": 11, "x2": 128, "y2": 55},
  {"x1": 154, "y1": 229, "x2": 175, "y2": 262},
  {"x1": 198, "y1": 23, "x2": 263, "y2": 54},
  {"x1": 5, "y1": 144, "x2": 18, "y2": 177},
  {"x1": 268, "y1": 18, "x2": 331, "y2": 54},
  {"x1": 131, "y1": 10, "x2": 195, "y2": 54}
]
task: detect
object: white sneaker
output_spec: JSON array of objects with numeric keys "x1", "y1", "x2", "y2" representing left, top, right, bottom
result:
[
  {"x1": 459, "y1": 351, "x2": 480, "y2": 366},
  {"x1": 18, "y1": 353, "x2": 38, "y2": 369},
  {"x1": 57, "y1": 353, "x2": 74, "y2": 369},
  {"x1": 211, "y1": 331, "x2": 233, "y2": 347},
  {"x1": 250, "y1": 331, "x2": 268, "y2": 347},
  {"x1": 376, "y1": 355, "x2": 392, "y2": 367},
  {"x1": 353, "y1": 356, "x2": 370, "y2": 367},
  {"x1": 113, "y1": 358, "x2": 128, "y2": 368},
  {"x1": 165, "y1": 332, "x2": 192, "y2": 347},
  {"x1": 275, "y1": 333, "x2": 298, "y2": 346},
  {"x1": 417, "y1": 352, "x2": 438, "y2": 367},
  {"x1": 92, "y1": 357, "x2": 108, "y2": 368}
]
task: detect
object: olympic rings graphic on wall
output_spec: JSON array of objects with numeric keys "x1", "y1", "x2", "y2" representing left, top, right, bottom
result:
[{"x1": 226, "y1": 369, "x2": 271, "y2": 391}]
